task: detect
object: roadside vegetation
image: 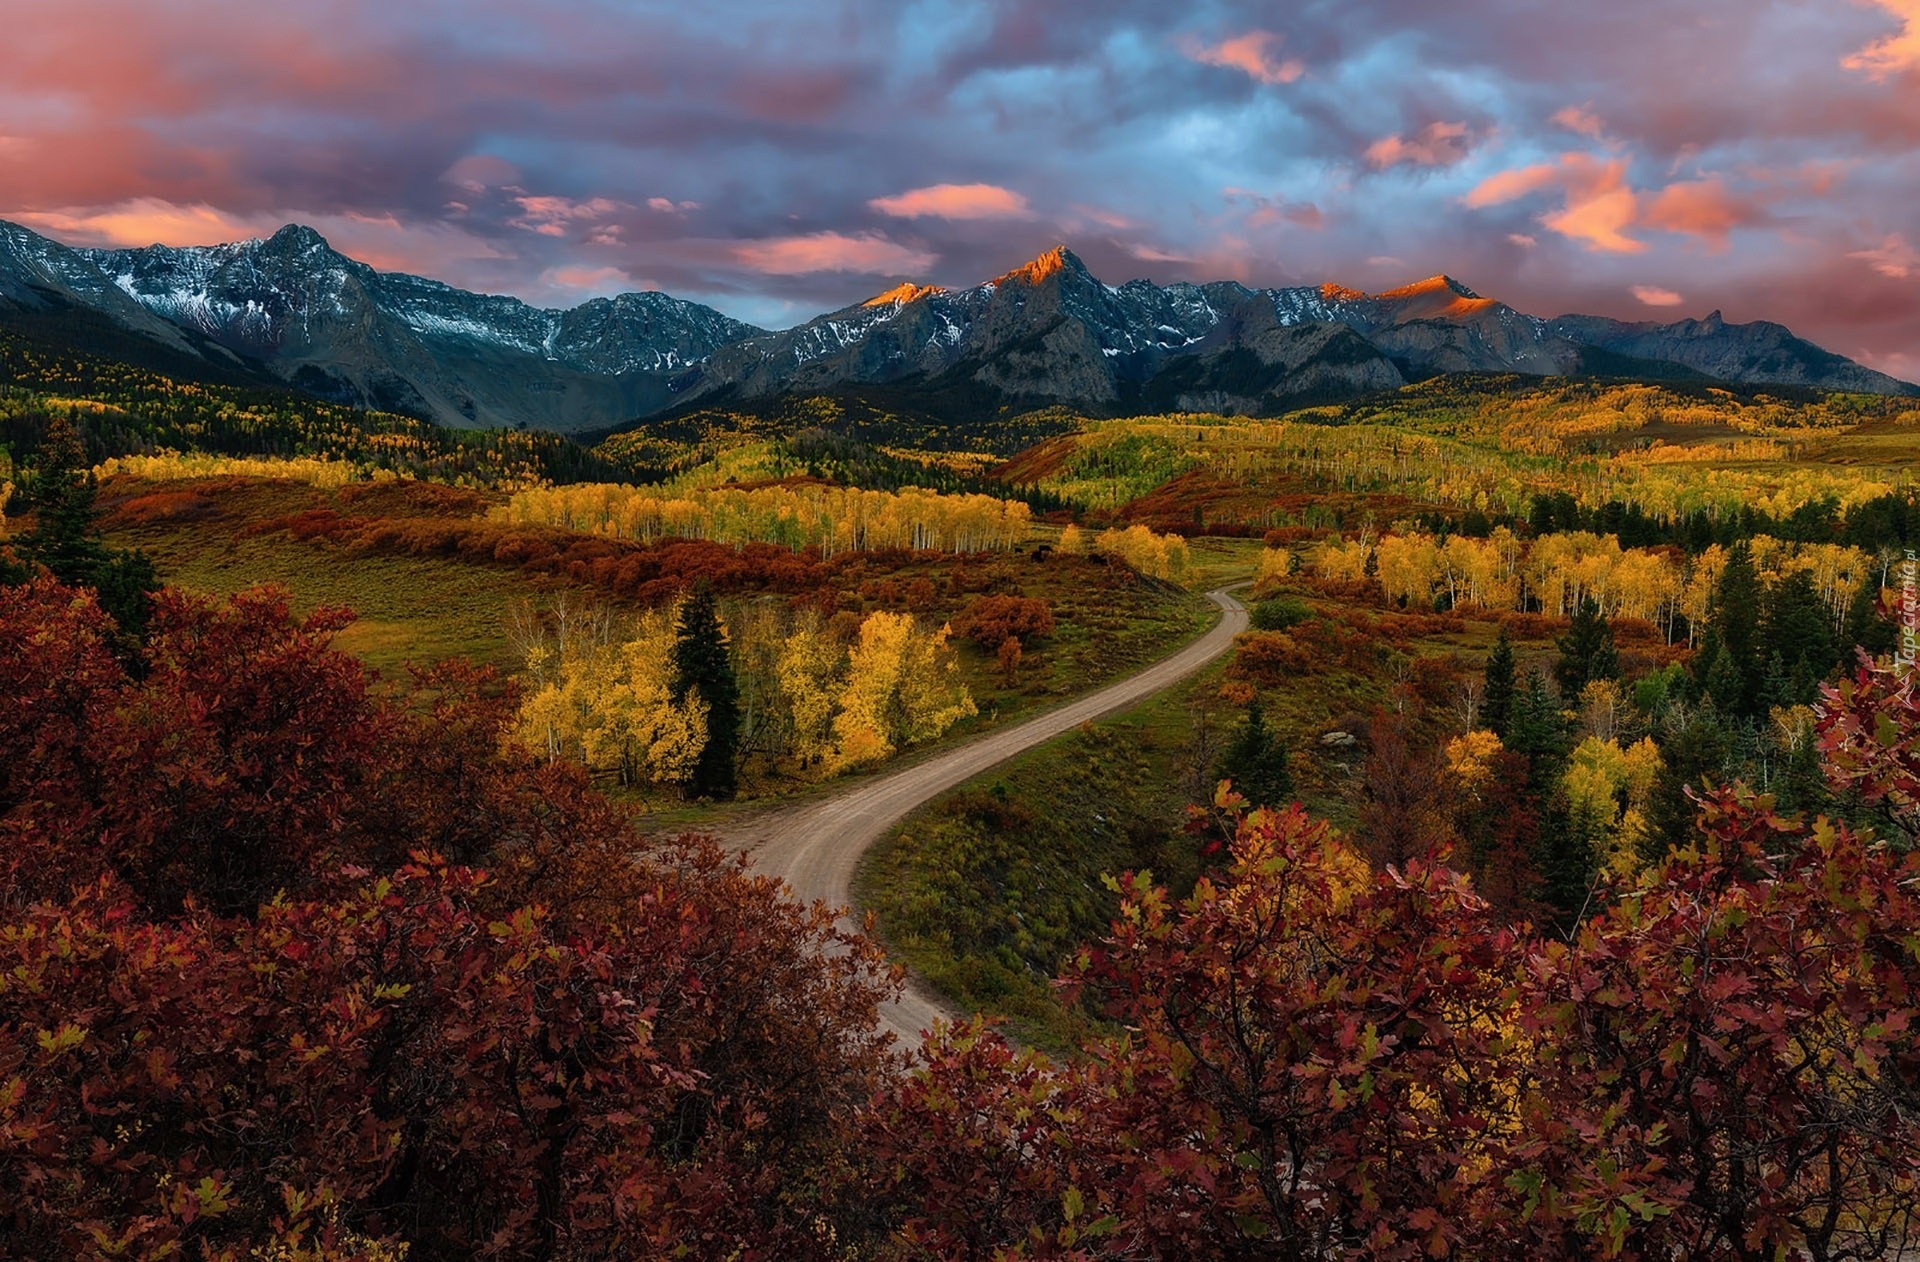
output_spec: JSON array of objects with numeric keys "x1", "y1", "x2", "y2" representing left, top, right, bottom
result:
[{"x1": 7, "y1": 349, "x2": 1920, "y2": 1257}]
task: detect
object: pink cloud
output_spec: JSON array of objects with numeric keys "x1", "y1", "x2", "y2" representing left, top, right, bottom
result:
[
  {"x1": 731, "y1": 231, "x2": 937, "y2": 276},
  {"x1": 10, "y1": 199, "x2": 264, "y2": 247},
  {"x1": 1222, "y1": 187, "x2": 1323, "y2": 229},
  {"x1": 442, "y1": 155, "x2": 520, "y2": 193},
  {"x1": 1464, "y1": 162, "x2": 1567, "y2": 208},
  {"x1": 1849, "y1": 233, "x2": 1920, "y2": 278},
  {"x1": 1844, "y1": 0, "x2": 1920, "y2": 80},
  {"x1": 1070, "y1": 204, "x2": 1138, "y2": 231},
  {"x1": 1642, "y1": 178, "x2": 1769, "y2": 250},
  {"x1": 1552, "y1": 106, "x2": 1607, "y2": 139},
  {"x1": 868, "y1": 183, "x2": 1033, "y2": 220},
  {"x1": 1185, "y1": 31, "x2": 1304, "y2": 85},
  {"x1": 1466, "y1": 154, "x2": 1643, "y2": 254},
  {"x1": 645, "y1": 197, "x2": 701, "y2": 214},
  {"x1": 542, "y1": 265, "x2": 630, "y2": 292},
  {"x1": 1632, "y1": 285, "x2": 1685, "y2": 307},
  {"x1": 510, "y1": 195, "x2": 623, "y2": 237},
  {"x1": 1365, "y1": 121, "x2": 1473, "y2": 168}
]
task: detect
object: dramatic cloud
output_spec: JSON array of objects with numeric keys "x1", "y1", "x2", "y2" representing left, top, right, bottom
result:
[
  {"x1": 1467, "y1": 155, "x2": 1644, "y2": 254},
  {"x1": 731, "y1": 231, "x2": 938, "y2": 276},
  {"x1": 12, "y1": 199, "x2": 262, "y2": 248},
  {"x1": 1365, "y1": 122, "x2": 1473, "y2": 168},
  {"x1": 1844, "y1": 0, "x2": 1920, "y2": 79},
  {"x1": 1632, "y1": 285, "x2": 1686, "y2": 307},
  {"x1": 1222, "y1": 188, "x2": 1324, "y2": 228},
  {"x1": 1849, "y1": 233, "x2": 1920, "y2": 278},
  {"x1": 1552, "y1": 107, "x2": 1607, "y2": 139},
  {"x1": 0, "y1": 0, "x2": 1914, "y2": 372},
  {"x1": 868, "y1": 183, "x2": 1033, "y2": 220},
  {"x1": 1642, "y1": 179, "x2": 1769, "y2": 250},
  {"x1": 510, "y1": 196, "x2": 623, "y2": 238},
  {"x1": 1184, "y1": 31, "x2": 1304, "y2": 84}
]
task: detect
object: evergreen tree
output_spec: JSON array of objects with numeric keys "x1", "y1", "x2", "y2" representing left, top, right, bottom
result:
[
  {"x1": 1770, "y1": 720, "x2": 1828, "y2": 820},
  {"x1": 1706, "y1": 541, "x2": 1763, "y2": 717},
  {"x1": 11, "y1": 414, "x2": 158, "y2": 641},
  {"x1": 1482, "y1": 629, "x2": 1516, "y2": 738},
  {"x1": 1506, "y1": 669, "x2": 1569, "y2": 790},
  {"x1": 1539, "y1": 804, "x2": 1598, "y2": 930},
  {"x1": 1761, "y1": 569, "x2": 1839, "y2": 702},
  {"x1": 1642, "y1": 707, "x2": 1733, "y2": 861},
  {"x1": 671, "y1": 584, "x2": 741, "y2": 800},
  {"x1": 17, "y1": 415, "x2": 109, "y2": 583},
  {"x1": 1215, "y1": 695, "x2": 1293, "y2": 810},
  {"x1": 1843, "y1": 575, "x2": 1895, "y2": 658},
  {"x1": 1760, "y1": 650, "x2": 1792, "y2": 712},
  {"x1": 1553, "y1": 598, "x2": 1619, "y2": 702},
  {"x1": 1703, "y1": 643, "x2": 1745, "y2": 716}
]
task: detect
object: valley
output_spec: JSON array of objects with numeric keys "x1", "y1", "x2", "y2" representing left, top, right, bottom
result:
[{"x1": 6, "y1": 234, "x2": 1920, "y2": 1260}]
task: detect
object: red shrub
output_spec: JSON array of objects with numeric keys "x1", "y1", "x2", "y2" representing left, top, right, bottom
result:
[{"x1": 954, "y1": 594, "x2": 1055, "y2": 651}]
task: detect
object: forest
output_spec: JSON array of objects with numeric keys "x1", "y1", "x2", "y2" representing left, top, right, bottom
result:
[{"x1": 3, "y1": 356, "x2": 1920, "y2": 1259}]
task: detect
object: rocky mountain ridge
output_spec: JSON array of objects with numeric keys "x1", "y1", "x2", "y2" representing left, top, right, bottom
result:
[{"x1": 1, "y1": 221, "x2": 1909, "y2": 433}]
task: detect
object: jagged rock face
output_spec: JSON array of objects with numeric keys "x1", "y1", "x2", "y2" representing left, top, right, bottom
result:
[
  {"x1": 3, "y1": 221, "x2": 764, "y2": 431},
  {"x1": 1547, "y1": 311, "x2": 1905, "y2": 393},
  {"x1": 1, "y1": 220, "x2": 1913, "y2": 436}
]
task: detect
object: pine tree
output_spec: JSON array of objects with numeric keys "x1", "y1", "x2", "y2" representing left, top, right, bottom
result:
[
  {"x1": 1707, "y1": 541, "x2": 1762, "y2": 717},
  {"x1": 671, "y1": 584, "x2": 741, "y2": 800},
  {"x1": 1482, "y1": 629, "x2": 1516, "y2": 738},
  {"x1": 1843, "y1": 577, "x2": 1894, "y2": 658},
  {"x1": 1761, "y1": 569, "x2": 1839, "y2": 697},
  {"x1": 13, "y1": 414, "x2": 158, "y2": 641},
  {"x1": 1642, "y1": 707, "x2": 1733, "y2": 861},
  {"x1": 1704, "y1": 643, "x2": 1745, "y2": 716},
  {"x1": 1506, "y1": 669, "x2": 1568, "y2": 782},
  {"x1": 1538, "y1": 803, "x2": 1598, "y2": 930},
  {"x1": 1553, "y1": 598, "x2": 1619, "y2": 701},
  {"x1": 1215, "y1": 695, "x2": 1293, "y2": 810},
  {"x1": 17, "y1": 415, "x2": 110, "y2": 583}
]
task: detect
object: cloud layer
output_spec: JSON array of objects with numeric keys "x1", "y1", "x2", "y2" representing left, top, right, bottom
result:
[{"x1": 0, "y1": 0, "x2": 1915, "y2": 373}]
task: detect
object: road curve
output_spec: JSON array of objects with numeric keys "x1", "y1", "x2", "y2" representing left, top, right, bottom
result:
[{"x1": 728, "y1": 585, "x2": 1248, "y2": 1046}]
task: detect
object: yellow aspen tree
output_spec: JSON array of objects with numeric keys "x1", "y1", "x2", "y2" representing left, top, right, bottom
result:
[
  {"x1": 1254, "y1": 546, "x2": 1293, "y2": 591},
  {"x1": 587, "y1": 612, "x2": 709, "y2": 787},
  {"x1": 832, "y1": 611, "x2": 975, "y2": 767},
  {"x1": 776, "y1": 611, "x2": 846, "y2": 768}
]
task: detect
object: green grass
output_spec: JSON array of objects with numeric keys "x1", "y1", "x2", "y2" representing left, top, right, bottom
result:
[
  {"x1": 856, "y1": 666, "x2": 1227, "y2": 1053},
  {"x1": 106, "y1": 521, "x2": 548, "y2": 677},
  {"x1": 855, "y1": 581, "x2": 1549, "y2": 1050}
]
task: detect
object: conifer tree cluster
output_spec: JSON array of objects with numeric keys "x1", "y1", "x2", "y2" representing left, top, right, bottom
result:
[{"x1": 2, "y1": 414, "x2": 158, "y2": 643}]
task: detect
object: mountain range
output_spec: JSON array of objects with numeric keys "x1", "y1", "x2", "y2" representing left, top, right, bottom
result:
[{"x1": 2, "y1": 218, "x2": 1911, "y2": 435}]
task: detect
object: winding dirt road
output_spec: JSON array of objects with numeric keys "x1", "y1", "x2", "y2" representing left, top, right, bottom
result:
[{"x1": 727, "y1": 585, "x2": 1248, "y2": 1045}]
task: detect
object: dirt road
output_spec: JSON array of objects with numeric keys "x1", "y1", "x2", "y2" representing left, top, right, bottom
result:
[{"x1": 727, "y1": 585, "x2": 1248, "y2": 1045}]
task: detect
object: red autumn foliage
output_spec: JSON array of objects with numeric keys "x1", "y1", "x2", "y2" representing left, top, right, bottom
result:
[
  {"x1": 0, "y1": 578, "x2": 898, "y2": 1260},
  {"x1": 954, "y1": 594, "x2": 1056, "y2": 651},
  {"x1": 253, "y1": 507, "x2": 840, "y2": 604},
  {"x1": 1818, "y1": 658, "x2": 1920, "y2": 841},
  {"x1": 7, "y1": 567, "x2": 1920, "y2": 1260},
  {"x1": 865, "y1": 674, "x2": 1920, "y2": 1259},
  {"x1": 869, "y1": 807, "x2": 1523, "y2": 1259}
]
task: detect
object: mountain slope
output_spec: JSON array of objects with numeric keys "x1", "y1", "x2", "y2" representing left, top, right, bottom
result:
[
  {"x1": 2, "y1": 219, "x2": 1911, "y2": 438},
  {"x1": 1, "y1": 221, "x2": 764, "y2": 431}
]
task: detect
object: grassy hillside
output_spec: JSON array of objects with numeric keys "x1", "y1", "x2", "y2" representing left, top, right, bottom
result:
[{"x1": 992, "y1": 376, "x2": 1920, "y2": 534}]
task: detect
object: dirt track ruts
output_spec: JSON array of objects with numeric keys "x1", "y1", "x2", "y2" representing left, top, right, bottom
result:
[{"x1": 726, "y1": 585, "x2": 1248, "y2": 1046}]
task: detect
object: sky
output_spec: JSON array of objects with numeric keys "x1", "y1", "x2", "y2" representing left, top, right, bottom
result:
[{"x1": 2, "y1": 0, "x2": 1917, "y2": 377}]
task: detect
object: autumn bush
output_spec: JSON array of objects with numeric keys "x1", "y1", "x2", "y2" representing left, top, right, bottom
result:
[
  {"x1": 869, "y1": 771, "x2": 1920, "y2": 1259},
  {"x1": 953, "y1": 593, "x2": 1055, "y2": 651},
  {"x1": 7, "y1": 565, "x2": 1920, "y2": 1259},
  {"x1": 0, "y1": 578, "x2": 898, "y2": 1260}
]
